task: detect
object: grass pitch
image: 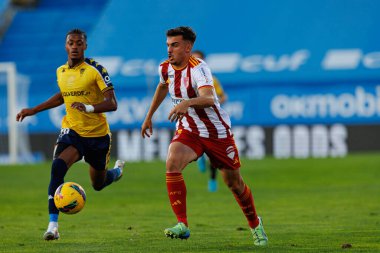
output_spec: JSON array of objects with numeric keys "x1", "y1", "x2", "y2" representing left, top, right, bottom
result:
[{"x1": 0, "y1": 153, "x2": 379, "y2": 252}]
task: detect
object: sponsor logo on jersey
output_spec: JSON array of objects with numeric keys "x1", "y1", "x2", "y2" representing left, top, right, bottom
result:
[
  {"x1": 172, "y1": 98, "x2": 184, "y2": 105},
  {"x1": 62, "y1": 90, "x2": 90, "y2": 97}
]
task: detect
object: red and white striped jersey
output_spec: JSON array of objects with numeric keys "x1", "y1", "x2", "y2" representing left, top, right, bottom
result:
[{"x1": 159, "y1": 56, "x2": 231, "y2": 139}]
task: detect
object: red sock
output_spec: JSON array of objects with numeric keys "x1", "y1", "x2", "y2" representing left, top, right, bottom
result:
[
  {"x1": 166, "y1": 172, "x2": 188, "y2": 226},
  {"x1": 234, "y1": 184, "x2": 259, "y2": 228}
]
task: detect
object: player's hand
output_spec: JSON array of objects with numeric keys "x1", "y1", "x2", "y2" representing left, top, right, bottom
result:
[
  {"x1": 141, "y1": 118, "x2": 153, "y2": 138},
  {"x1": 16, "y1": 108, "x2": 36, "y2": 122},
  {"x1": 71, "y1": 102, "x2": 86, "y2": 112},
  {"x1": 168, "y1": 100, "x2": 189, "y2": 122}
]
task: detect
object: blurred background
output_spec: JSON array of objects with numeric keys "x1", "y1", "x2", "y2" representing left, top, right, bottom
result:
[{"x1": 1, "y1": 0, "x2": 380, "y2": 164}]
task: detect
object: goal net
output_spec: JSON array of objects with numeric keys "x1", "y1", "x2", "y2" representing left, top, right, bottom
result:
[{"x1": 0, "y1": 62, "x2": 37, "y2": 164}]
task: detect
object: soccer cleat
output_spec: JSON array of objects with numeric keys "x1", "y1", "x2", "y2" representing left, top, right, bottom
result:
[
  {"x1": 114, "y1": 160, "x2": 125, "y2": 182},
  {"x1": 251, "y1": 217, "x2": 268, "y2": 246},
  {"x1": 43, "y1": 227, "x2": 60, "y2": 240},
  {"x1": 208, "y1": 179, "x2": 217, "y2": 192},
  {"x1": 197, "y1": 155, "x2": 206, "y2": 173},
  {"x1": 164, "y1": 222, "x2": 190, "y2": 239}
]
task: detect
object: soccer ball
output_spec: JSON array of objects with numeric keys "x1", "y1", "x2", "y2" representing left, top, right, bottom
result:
[{"x1": 54, "y1": 182, "x2": 86, "y2": 214}]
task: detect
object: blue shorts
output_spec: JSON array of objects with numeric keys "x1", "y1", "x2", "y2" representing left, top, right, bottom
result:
[{"x1": 54, "y1": 128, "x2": 111, "y2": 171}]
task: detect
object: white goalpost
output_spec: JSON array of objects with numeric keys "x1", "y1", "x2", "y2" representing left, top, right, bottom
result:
[
  {"x1": 1, "y1": 62, "x2": 44, "y2": 164},
  {"x1": 0, "y1": 62, "x2": 17, "y2": 164}
]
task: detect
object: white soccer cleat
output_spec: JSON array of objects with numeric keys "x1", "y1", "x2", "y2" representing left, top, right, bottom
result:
[
  {"x1": 114, "y1": 159, "x2": 125, "y2": 181},
  {"x1": 43, "y1": 227, "x2": 60, "y2": 241},
  {"x1": 251, "y1": 217, "x2": 268, "y2": 246}
]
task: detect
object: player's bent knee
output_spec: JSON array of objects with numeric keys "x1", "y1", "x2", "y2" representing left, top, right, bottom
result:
[
  {"x1": 92, "y1": 183, "x2": 104, "y2": 191},
  {"x1": 166, "y1": 159, "x2": 183, "y2": 173},
  {"x1": 92, "y1": 180, "x2": 105, "y2": 191}
]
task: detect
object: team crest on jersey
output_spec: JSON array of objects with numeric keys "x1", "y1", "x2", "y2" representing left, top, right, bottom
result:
[
  {"x1": 61, "y1": 68, "x2": 66, "y2": 73},
  {"x1": 80, "y1": 68, "x2": 85, "y2": 76},
  {"x1": 183, "y1": 77, "x2": 190, "y2": 88},
  {"x1": 226, "y1": 146, "x2": 235, "y2": 160}
]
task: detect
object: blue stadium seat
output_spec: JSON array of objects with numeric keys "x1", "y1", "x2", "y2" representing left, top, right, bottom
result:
[{"x1": 0, "y1": 0, "x2": 108, "y2": 93}]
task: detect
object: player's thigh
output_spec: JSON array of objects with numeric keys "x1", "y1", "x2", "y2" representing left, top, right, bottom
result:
[
  {"x1": 203, "y1": 135, "x2": 241, "y2": 170},
  {"x1": 167, "y1": 141, "x2": 198, "y2": 172},
  {"x1": 83, "y1": 134, "x2": 111, "y2": 184},
  {"x1": 55, "y1": 144, "x2": 81, "y2": 168},
  {"x1": 83, "y1": 134, "x2": 111, "y2": 171}
]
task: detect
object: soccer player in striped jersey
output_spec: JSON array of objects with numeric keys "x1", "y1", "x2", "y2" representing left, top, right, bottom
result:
[
  {"x1": 192, "y1": 50, "x2": 228, "y2": 192},
  {"x1": 16, "y1": 29, "x2": 125, "y2": 240},
  {"x1": 141, "y1": 26, "x2": 268, "y2": 246}
]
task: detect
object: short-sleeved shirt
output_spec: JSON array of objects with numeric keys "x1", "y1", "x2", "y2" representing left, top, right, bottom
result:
[
  {"x1": 159, "y1": 56, "x2": 231, "y2": 139},
  {"x1": 56, "y1": 58, "x2": 113, "y2": 137}
]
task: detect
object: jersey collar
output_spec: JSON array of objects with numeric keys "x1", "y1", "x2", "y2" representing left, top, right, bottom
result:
[{"x1": 66, "y1": 60, "x2": 85, "y2": 69}]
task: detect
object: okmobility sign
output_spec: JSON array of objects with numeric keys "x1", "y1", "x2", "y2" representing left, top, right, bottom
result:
[{"x1": 270, "y1": 85, "x2": 380, "y2": 124}]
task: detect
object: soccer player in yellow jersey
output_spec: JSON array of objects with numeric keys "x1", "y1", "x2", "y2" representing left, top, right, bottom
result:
[
  {"x1": 192, "y1": 50, "x2": 228, "y2": 192},
  {"x1": 16, "y1": 29, "x2": 125, "y2": 240}
]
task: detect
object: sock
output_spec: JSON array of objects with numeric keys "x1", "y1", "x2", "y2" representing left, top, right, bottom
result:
[
  {"x1": 210, "y1": 165, "x2": 217, "y2": 180},
  {"x1": 47, "y1": 221, "x2": 58, "y2": 231},
  {"x1": 49, "y1": 213, "x2": 58, "y2": 222},
  {"x1": 48, "y1": 158, "x2": 69, "y2": 218},
  {"x1": 166, "y1": 172, "x2": 188, "y2": 226},
  {"x1": 233, "y1": 184, "x2": 259, "y2": 228}
]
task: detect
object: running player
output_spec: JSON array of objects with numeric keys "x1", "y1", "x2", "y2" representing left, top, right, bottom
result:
[
  {"x1": 192, "y1": 50, "x2": 228, "y2": 192},
  {"x1": 16, "y1": 29, "x2": 125, "y2": 240},
  {"x1": 141, "y1": 26, "x2": 268, "y2": 246}
]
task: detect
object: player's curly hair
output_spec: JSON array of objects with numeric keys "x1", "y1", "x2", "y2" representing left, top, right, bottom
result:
[
  {"x1": 166, "y1": 26, "x2": 196, "y2": 43},
  {"x1": 66, "y1": 28, "x2": 87, "y2": 41}
]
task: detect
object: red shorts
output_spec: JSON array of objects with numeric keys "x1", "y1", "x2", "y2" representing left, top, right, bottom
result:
[{"x1": 171, "y1": 129, "x2": 241, "y2": 170}]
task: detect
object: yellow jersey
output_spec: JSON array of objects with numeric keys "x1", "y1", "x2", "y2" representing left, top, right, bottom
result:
[
  {"x1": 56, "y1": 58, "x2": 114, "y2": 137},
  {"x1": 213, "y1": 76, "x2": 225, "y2": 99}
]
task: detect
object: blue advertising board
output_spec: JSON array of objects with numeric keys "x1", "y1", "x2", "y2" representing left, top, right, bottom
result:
[{"x1": 2, "y1": 81, "x2": 379, "y2": 133}]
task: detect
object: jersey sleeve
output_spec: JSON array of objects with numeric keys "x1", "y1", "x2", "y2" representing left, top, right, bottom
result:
[
  {"x1": 158, "y1": 61, "x2": 169, "y2": 86},
  {"x1": 56, "y1": 68, "x2": 60, "y2": 87},
  {"x1": 95, "y1": 65, "x2": 113, "y2": 92},
  {"x1": 86, "y1": 58, "x2": 113, "y2": 92},
  {"x1": 192, "y1": 63, "x2": 214, "y2": 89},
  {"x1": 158, "y1": 65, "x2": 165, "y2": 85}
]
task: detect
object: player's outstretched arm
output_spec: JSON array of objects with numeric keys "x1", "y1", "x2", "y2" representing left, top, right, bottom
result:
[
  {"x1": 16, "y1": 92, "x2": 64, "y2": 122},
  {"x1": 141, "y1": 83, "x2": 168, "y2": 138},
  {"x1": 71, "y1": 89, "x2": 117, "y2": 113}
]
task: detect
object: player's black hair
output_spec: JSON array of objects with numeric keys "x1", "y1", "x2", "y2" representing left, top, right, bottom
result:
[
  {"x1": 66, "y1": 28, "x2": 87, "y2": 41},
  {"x1": 166, "y1": 26, "x2": 196, "y2": 43},
  {"x1": 192, "y1": 50, "x2": 205, "y2": 59}
]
